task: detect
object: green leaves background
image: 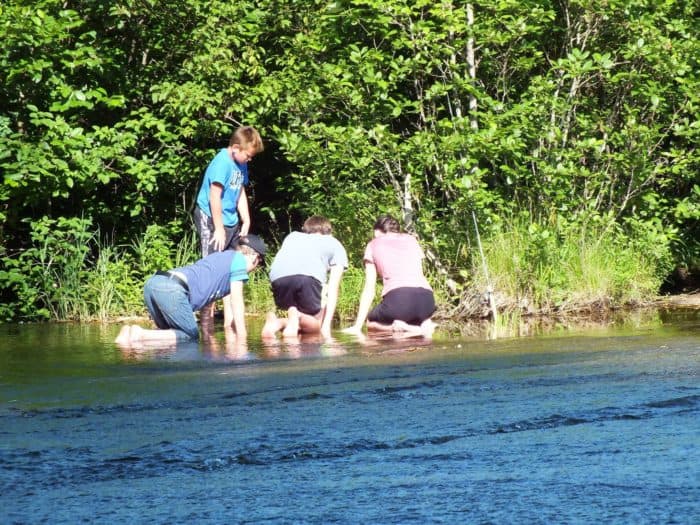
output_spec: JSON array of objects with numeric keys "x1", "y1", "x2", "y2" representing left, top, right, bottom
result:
[{"x1": 1, "y1": 0, "x2": 698, "y2": 319}]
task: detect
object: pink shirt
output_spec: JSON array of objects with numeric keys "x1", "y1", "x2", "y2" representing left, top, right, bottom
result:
[{"x1": 364, "y1": 233, "x2": 432, "y2": 296}]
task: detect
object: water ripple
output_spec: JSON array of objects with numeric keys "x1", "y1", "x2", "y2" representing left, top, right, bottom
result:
[{"x1": 4, "y1": 385, "x2": 695, "y2": 491}]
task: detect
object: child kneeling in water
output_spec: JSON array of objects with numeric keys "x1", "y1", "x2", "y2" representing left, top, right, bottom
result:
[
  {"x1": 115, "y1": 234, "x2": 267, "y2": 346},
  {"x1": 343, "y1": 215, "x2": 436, "y2": 338}
]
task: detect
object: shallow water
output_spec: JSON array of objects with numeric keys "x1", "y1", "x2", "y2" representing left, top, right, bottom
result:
[{"x1": 1, "y1": 311, "x2": 699, "y2": 524}]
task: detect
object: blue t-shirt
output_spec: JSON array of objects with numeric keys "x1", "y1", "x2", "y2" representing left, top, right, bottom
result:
[
  {"x1": 269, "y1": 232, "x2": 348, "y2": 284},
  {"x1": 176, "y1": 250, "x2": 248, "y2": 311},
  {"x1": 195, "y1": 148, "x2": 249, "y2": 226}
]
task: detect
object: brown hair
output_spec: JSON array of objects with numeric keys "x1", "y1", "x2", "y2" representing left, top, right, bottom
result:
[
  {"x1": 373, "y1": 214, "x2": 400, "y2": 233},
  {"x1": 302, "y1": 215, "x2": 332, "y2": 235},
  {"x1": 229, "y1": 126, "x2": 264, "y2": 154}
]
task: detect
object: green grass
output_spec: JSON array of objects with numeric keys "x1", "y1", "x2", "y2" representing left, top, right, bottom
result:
[
  {"x1": 465, "y1": 217, "x2": 670, "y2": 315},
  {"x1": 1, "y1": 216, "x2": 674, "y2": 324}
]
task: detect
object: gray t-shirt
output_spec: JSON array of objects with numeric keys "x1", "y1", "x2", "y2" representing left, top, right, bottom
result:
[{"x1": 269, "y1": 231, "x2": 348, "y2": 284}]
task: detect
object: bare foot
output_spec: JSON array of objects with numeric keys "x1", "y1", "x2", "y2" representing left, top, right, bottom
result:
[
  {"x1": 261, "y1": 312, "x2": 281, "y2": 339},
  {"x1": 115, "y1": 325, "x2": 131, "y2": 345},
  {"x1": 392, "y1": 320, "x2": 411, "y2": 332},
  {"x1": 282, "y1": 307, "x2": 300, "y2": 338},
  {"x1": 420, "y1": 319, "x2": 437, "y2": 339},
  {"x1": 129, "y1": 324, "x2": 144, "y2": 342},
  {"x1": 391, "y1": 319, "x2": 435, "y2": 338}
]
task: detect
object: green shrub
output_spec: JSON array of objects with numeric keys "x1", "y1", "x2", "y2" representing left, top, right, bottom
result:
[
  {"x1": 479, "y1": 213, "x2": 672, "y2": 312},
  {"x1": 0, "y1": 216, "x2": 94, "y2": 321}
]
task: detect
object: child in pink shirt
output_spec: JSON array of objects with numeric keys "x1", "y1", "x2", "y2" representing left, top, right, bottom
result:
[{"x1": 344, "y1": 215, "x2": 436, "y2": 338}]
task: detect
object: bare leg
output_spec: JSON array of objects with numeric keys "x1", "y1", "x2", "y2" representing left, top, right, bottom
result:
[
  {"x1": 115, "y1": 325, "x2": 132, "y2": 345},
  {"x1": 366, "y1": 320, "x2": 394, "y2": 333},
  {"x1": 420, "y1": 319, "x2": 437, "y2": 339},
  {"x1": 392, "y1": 319, "x2": 423, "y2": 334},
  {"x1": 130, "y1": 324, "x2": 189, "y2": 345},
  {"x1": 129, "y1": 324, "x2": 144, "y2": 342},
  {"x1": 391, "y1": 319, "x2": 437, "y2": 339},
  {"x1": 298, "y1": 310, "x2": 322, "y2": 334},
  {"x1": 261, "y1": 311, "x2": 285, "y2": 338},
  {"x1": 201, "y1": 302, "x2": 216, "y2": 327},
  {"x1": 282, "y1": 307, "x2": 300, "y2": 337}
]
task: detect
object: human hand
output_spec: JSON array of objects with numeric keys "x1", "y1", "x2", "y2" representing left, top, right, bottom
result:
[
  {"x1": 341, "y1": 325, "x2": 363, "y2": 335},
  {"x1": 223, "y1": 327, "x2": 249, "y2": 359},
  {"x1": 239, "y1": 221, "x2": 250, "y2": 237},
  {"x1": 211, "y1": 228, "x2": 226, "y2": 251}
]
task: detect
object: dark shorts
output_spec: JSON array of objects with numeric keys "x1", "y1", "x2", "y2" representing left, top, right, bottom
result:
[
  {"x1": 194, "y1": 206, "x2": 241, "y2": 257},
  {"x1": 271, "y1": 275, "x2": 323, "y2": 316},
  {"x1": 368, "y1": 287, "x2": 436, "y2": 326},
  {"x1": 143, "y1": 274, "x2": 199, "y2": 340}
]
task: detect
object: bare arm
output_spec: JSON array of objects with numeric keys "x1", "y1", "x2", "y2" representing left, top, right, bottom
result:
[
  {"x1": 321, "y1": 265, "x2": 344, "y2": 337},
  {"x1": 343, "y1": 262, "x2": 377, "y2": 334},
  {"x1": 209, "y1": 182, "x2": 226, "y2": 251},
  {"x1": 226, "y1": 281, "x2": 247, "y2": 338},
  {"x1": 237, "y1": 186, "x2": 250, "y2": 237}
]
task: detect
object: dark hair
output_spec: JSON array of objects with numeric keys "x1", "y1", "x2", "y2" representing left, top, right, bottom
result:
[
  {"x1": 373, "y1": 214, "x2": 400, "y2": 233},
  {"x1": 302, "y1": 215, "x2": 332, "y2": 235}
]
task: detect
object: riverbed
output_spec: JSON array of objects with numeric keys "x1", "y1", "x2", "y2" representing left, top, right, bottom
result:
[{"x1": 1, "y1": 310, "x2": 698, "y2": 524}]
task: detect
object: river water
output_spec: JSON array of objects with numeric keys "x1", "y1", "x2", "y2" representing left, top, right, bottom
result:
[{"x1": 1, "y1": 310, "x2": 698, "y2": 524}]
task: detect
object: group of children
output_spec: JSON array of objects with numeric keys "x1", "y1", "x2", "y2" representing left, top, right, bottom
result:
[{"x1": 115, "y1": 127, "x2": 436, "y2": 347}]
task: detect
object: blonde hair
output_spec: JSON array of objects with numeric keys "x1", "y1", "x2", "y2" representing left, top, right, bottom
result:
[
  {"x1": 302, "y1": 215, "x2": 332, "y2": 235},
  {"x1": 229, "y1": 126, "x2": 264, "y2": 154}
]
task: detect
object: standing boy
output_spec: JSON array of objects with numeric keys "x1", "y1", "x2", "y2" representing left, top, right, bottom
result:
[
  {"x1": 262, "y1": 216, "x2": 348, "y2": 339},
  {"x1": 194, "y1": 126, "x2": 264, "y2": 323},
  {"x1": 115, "y1": 235, "x2": 267, "y2": 346}
]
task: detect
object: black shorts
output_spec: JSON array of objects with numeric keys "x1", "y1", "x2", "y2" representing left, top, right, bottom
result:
[
  {"x1": 271, "y1": 275, "x2": 323, "y2": 316},
  {"x1": 194, "y1": 206, "x2": 241, "y2": 257},
  {"x1": 368, "y1": 287, "x2": 436, "y2": 325}
]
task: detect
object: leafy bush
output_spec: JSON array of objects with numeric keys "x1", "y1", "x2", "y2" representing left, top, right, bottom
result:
[{"x1": 0, "y1": 216, "x2": 94, "y2": 321}]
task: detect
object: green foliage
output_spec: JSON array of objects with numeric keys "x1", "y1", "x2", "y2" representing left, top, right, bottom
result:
[
  {"x1": 131, "y1": 224, "x2": 177, "y2": 278},
  {"x1": 0, "y1": 219, "x2": 197, "y2": 322},
  {"x1": 244, "y1": 268, "x2": 275, "y2": 315},
  {"x1": 482, "y1": 214, "x2": 673, "y2": 312},
  {"x1": 0, "y1": 216, "x2": 94, "y2": 320},
  {"x1": 1, "y1": 0, "x2": 698, "y2": 322},
  {"x1": 85, "y1": 246, "x2": 143, "y2": 322},
  {"x1": 335, "y1": 266, "x2": 370, "y2": 323}
]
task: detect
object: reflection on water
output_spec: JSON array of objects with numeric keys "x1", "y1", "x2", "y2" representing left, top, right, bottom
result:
[
  {"x1": 112, "y1": 319, "x2": 441, "y2": 365},
  {"x1": 444, "y1": 306, "x2": 697, "y2": 340},
  {"x1": 0, "y1": 310, "x2": 698, "y2": 524}
]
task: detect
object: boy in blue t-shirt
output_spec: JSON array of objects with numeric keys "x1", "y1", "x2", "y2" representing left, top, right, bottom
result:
[
  {"x1": 115, "y1": 235, "x2": 267, "y2": 346},
  {"x1": 194, "y1": 126, "x2": 264, "y2": 324}
]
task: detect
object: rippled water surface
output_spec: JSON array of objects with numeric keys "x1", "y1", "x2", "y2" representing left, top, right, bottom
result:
[{"x1": 1, "y1": 312, "x2": 699, "y2": 524}]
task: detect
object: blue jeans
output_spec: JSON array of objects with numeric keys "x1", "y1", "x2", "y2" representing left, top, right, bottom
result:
[{"x1": 143, "y1": 275, "x2": 199, "y2": 340}]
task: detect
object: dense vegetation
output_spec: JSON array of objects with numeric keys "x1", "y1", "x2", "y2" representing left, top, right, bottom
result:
[{"x1": 1, "y1": 0, "x2": 698, "y2": 322}]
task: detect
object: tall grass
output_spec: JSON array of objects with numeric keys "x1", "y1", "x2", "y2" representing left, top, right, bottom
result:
[
  {"x1": 28, "y1": 217, "x2": 95, "y2": 321},
  {"x1": 2, "y1": 214, "x2": 673, "y2": 324},
  {"x1": 86, "y1": 245, "x2": 145, "y2": 322},
  {"x1": 335, "y1": 266, "x2": 369, "y2": 323},
  {"x1": 244, "y1": 268, "x2": 275, "y2": 314},
  {"x1": 475, "y1": 217, "x2": 670, "y2": 314}
]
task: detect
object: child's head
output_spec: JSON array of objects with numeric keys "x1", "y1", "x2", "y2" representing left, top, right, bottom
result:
[
  {"x1": 229, "y1": 126, "x2": 264, "y2": 156},
  {"x1": 302, "y1": 215, "x2": 333, "y2": 235},
  {"x1": 237, "y1": 234, "x2": 268, "y2": 269},
  {"x1": 373, "y1": 214, "x2": 400, "y2": 234}
]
